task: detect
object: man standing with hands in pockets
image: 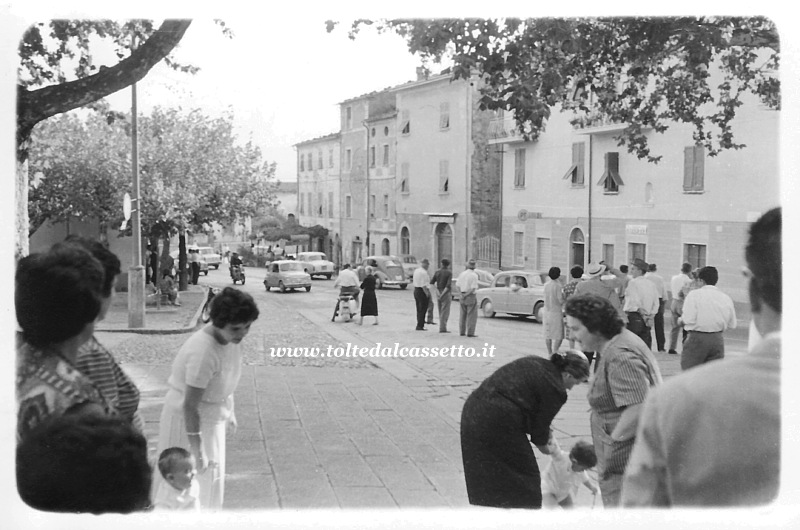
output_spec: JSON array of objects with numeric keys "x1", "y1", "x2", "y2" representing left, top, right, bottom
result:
[
  {"x1": 457, "y1": 259, "x2": 480, "y2": 337},
  {"x1": 413, "y1": 259, "x2": 432, "y2": 331}
]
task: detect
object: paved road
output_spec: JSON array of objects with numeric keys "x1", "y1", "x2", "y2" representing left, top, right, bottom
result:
[{"x1": 99, "y1": 266, "x2": 752, "y2": 511}]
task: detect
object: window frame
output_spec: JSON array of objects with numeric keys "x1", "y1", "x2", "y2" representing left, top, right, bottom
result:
[
  {"x1": 598, "y1": 152, "x2": 624, "y2": 194},
  {"x1": 562, "y1": 142, "x2": 585, "y2": 186},
  {"x1": 439, "y1": 160, "x2": 450, "y2": 193},
  {"x1": 683, "y1": 145, "x2": 705, "y2": 193},
  {"x1": 514, "y1": 148, "x2": 526, "y2": 188},
  {"x1": 439, "y1": 102, "x2": 450, "y2": 130},
  {"x1": 345, "y1": 194, "x2": 352, "y2": 218}
]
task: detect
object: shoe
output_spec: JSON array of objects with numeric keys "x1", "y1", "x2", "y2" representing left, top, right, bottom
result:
[
  {"x1": 658, "y1": 349, "x2": 666, "y2": 353},
  {"x1": 460, "y1": 333, "x2": 465, "y2": 336},
  {"x1": 426, "y1": 321, "x2": 436, "y2": 325},
  {"x1": 668, "y1": 350, "x2": 678, "y2": 355},
  {"x1": 416, "y1": 327, "x2": 426, "y2": 331},
  {"x1": 468, "y1": 335, "x2": 478, "y2": 338},
  {"x1": 331, "y1": 318, "x2": 335, "y2": 322},
  {"x1": 440, "y1": 330, "x2": 451, "y2": 333}
]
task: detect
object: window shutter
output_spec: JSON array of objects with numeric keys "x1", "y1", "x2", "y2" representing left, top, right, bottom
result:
[
  {"x1": 575, "y1": 142, "x2": 585, "y2": 185},
  {"x1": 439, "y1": 160, "x2": 449, "y2": 191},
  {"x1": 515, "y1": 149, "x2": 526, "y2": 187},
  {"x1": 683, "y1": 146, "x2": 695, "y2": 190},
  {"x1": 693, "y1": 145, "x2": 705, "y2": 190}
]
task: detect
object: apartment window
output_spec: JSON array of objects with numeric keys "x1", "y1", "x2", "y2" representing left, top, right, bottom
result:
[
  {"x1": 299, "y1": 192, "x2": 304, "y2": 214},
  {"x1": 628, "y1": 243, "x2": 646, "y2": 263},
  {"x1": 328, "y1": 148, "x2": 334, "y2": 168},
  {"x1": 370, "y1": 194, "x2": 376, "y2": 218},
  {"x1": 401, "y1": 227, "x2": 410, "y2": 254},
  {"x1": 383, "y1": 194, "x2": 389, "y2": 218},
  {"x1": 684, "y1": 244, "x2": 707, "y2": 269},
  {"x1": 307, "y1": 153, "x2": 313, "y2": 171},
  {"x1": 345, "y1": 106, "x2": 352, "y2": 129},
  {"x1": 345, "y1": 195, "x2": 352, "y2": 218},
  {"x1": 439, "y1": 160, "x2": 449, "y2": 193},
  {"x1": 513, "y1": 232, "x2": 524, "y2": 266},
  {"x1": 346, "y1": 149, "x2": 352, "y2": 170},
  {"x1": 598, "y1": 152, "x2": 623, "y2": 193},
  {"x1": 370, "y1": 145, "x2": 376, "y2": 168},
  {"x1": 400, "y1": 162, "x2": 409, "y2": 193},
  {"x1": 328, "y1": 192, "x2": 334, "y2": 218},
  {"x1": 514, "y1": 148, "x2": 526, "y2": 188},
  {"x1": 300, "y1": 156, "x2": 305, "y2": 172},
  {"x1": 562, "y1": 142, "x2": 585, "y2": 186},
  {"x1": 308, "y1": 194, "x2": 313, "y2": 216},
  {"x1": 401, "y1": 109, "x2": 410, "y2": 135},
  {"x1": 318, "y1": 150, "x2": 323, "y2": 170},
  {"x1": 683, "y1": 145, "x2": 705, "y2": 192},
  {"x1": 384, "y1": 126, "x2": 389, "y2": 136},
  {"x1": 317, "y1": 192, "x2": 323, "y2": 216},
  {"x1": 602, "y1": 244, "x2": 615, "y2": 266},
  {"x1": 382, "y1": 144, "x2": 389, "y2": 166},
  {"x1": 439, "y1": 102, "x2": 450, "y2": 129}
]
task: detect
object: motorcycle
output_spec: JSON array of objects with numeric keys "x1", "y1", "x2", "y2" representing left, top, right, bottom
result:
[{"x1": 230, "y1": 264, "x2": 246, "y2": 285}]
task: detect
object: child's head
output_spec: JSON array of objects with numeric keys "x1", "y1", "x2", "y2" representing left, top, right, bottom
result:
[
  {"x1": 569, "y1": 440, "x2": 597, "y2": 472},
  {"x1": 158, "y1": 447, "x2": 196, "y2": 491}
]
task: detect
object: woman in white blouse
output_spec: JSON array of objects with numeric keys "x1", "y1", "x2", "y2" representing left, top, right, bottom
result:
[{"x1": 153, "y1": 287, "x2": 260, "y2": 510}]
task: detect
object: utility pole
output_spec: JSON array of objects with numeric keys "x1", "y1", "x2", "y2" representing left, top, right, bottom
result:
[{"x1": 128, "y1": 34, "x2": 145, "y2": 328}]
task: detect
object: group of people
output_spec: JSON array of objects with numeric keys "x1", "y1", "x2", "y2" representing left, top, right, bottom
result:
[
  {"x1": 331, "y1": 262, "x2": 379, "y2": 325},
  {"x1": 461, "y1": 207, "x2": 780, "y2": 508},
  {"x1": 412, "y1": 257, "x2": 480, "y2": 337},
  {"x1": 15, "y1": 236, "x2": 261, "y2": 513}
]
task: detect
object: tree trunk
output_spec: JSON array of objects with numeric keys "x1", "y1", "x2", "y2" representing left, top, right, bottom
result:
[{"x1": 178, "y1": 233, "x2": 188, "y2": 291}]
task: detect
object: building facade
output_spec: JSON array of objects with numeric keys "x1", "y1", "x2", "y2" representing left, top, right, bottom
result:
[
  {"x1": 365, "y1": 110, "x2": 398, "y2": 256},
  {"x1": 295, "y1": 133, "x2": 341, "y2": 260}
]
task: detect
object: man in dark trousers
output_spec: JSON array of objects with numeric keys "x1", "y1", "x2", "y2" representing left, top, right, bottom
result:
[
  {"x1": 645, "y1": 263, "x2": 667, "y2": 352},
  {"x1": 431, "y1": 258, "x2": 453, "y2": 333}
]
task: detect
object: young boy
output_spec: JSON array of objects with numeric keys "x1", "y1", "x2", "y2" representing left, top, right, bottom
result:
[
  {"x1": 153, "y1": 447, "x2": 200, "y2": 510},
  {"x1": 541, "y1": 437, "x2": 599, "y2": 508}
]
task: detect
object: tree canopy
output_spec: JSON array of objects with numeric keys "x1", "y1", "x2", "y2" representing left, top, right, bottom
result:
[{"x1": 333, "y1": 17, "x2": 779, "y2": 162}]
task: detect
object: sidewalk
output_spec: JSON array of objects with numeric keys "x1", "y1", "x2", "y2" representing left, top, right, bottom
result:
[{"x1": 96, "y1": 285, "x2": 208, "y2": 333}]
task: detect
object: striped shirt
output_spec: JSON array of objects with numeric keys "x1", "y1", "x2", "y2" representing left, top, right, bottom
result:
[{"x1": 76, "y1": 336, "x2": 143, "y2": 431}]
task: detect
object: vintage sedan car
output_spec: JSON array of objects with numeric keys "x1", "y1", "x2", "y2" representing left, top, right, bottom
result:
[
  {"x1": 357, "y1": 255, "x2": 408, "y2": 289},
  {"x1": 451, "y1": 269, "x2": 495, "y2": 300},
  {"x1": 263, "y1": 260, "x2": 312, "y2": 292},
  {"x1": 296, "y1": 251, "x2": 335, "y2": 279},
  {"x1": 196, "y1": 246, "x2": 221, "y2": 269},
  {"x1": 397, "y1": 254, "x2": 419, "y2": 280},
  {"x1": 475, "y1": 270, "x2": 549, "y2": 321}
]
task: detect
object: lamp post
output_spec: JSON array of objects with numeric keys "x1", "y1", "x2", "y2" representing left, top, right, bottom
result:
[{"x1": 128, "y1": 35, "x2": 145, "y2": 328}]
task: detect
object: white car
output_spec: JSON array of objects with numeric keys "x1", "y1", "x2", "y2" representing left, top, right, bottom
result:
[
  {"x1": 296, "y1": 251, "x2": 334, "y2": 279},
  {"x1": 196, "y1": 246, "x2": 221, "y2": 269}
]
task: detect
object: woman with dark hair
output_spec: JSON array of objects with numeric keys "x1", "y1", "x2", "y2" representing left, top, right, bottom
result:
[
  {"x1": 154, "y1": 287, "x2": 260, "y2": 510},
  {"x1": 460, "y1": 351, "x2": 590, "y2": 509},
  {"x1": 56, "y1": 236, "x2": 144, "y2": 432},
  {"x1": 563, "y1": 294, "x2": 662, "y2": 507},
  {"x1": 16, "y1": 246, "x2": 115, "y2": 440}
]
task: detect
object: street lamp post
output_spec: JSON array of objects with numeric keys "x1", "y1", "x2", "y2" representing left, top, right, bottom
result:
[{"x1": 128, "y1": 50, "x2": 145, "y2": 328}]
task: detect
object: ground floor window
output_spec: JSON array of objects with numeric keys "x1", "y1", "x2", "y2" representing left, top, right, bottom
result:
[
  {"x1": 684, "y1": 243, "x2": 707, "y2": 270},
  {"x1": 400, "y1": 227, "x2": 410, "y2": 254},
  {"x1": 602, "y1": 244, "x2": 615, "y2": 266},
  {"x1": 628, "y1": 242, "x2": 646, "y2": 263},
  {"x1": 535, "y1": 238, "x2": 551, "y2": 271},
  {"x1": 513, "y1": 231, "x2": 524, "y2": 266}
]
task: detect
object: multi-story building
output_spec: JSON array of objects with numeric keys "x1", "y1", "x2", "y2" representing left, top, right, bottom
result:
[
  {"x1": 365, "y1": 109, "x2": 398, "y2": 256},
  {"x1": 490, "y1": 83, "x2": 779, "y2": 305},
  {"x1": 295, "y1": 132, "x2": 341, "y2": 260},
  {"x1": 392, "y1": 72, "x2": 501, "y2": 273}
]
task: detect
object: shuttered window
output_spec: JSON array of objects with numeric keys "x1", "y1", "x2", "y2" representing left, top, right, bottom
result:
[
  {"x1": 597, "y1": 152, "x2": 623, "y2": 193},
  {"x1": 562, "y1": 142, "x2": 585, "y2": 185},
  {"x1": 439, "y1": 102, "x2": 450, "y2": 129},
  {"x1": 683, "y1": 145, "x2": 705, "y2": 192},
  {"x1": 439, "y1": 160, "x2": 449, "y2": 192},
  {"x1": 401, "y1": 162, "x2": 409, "y2": 192},
  {"x1": 514, "y1": 149, "x2": 526, "y2": 188},
  {"x1": 401, "y1": 110, "x2": 410, "y2": 135}
]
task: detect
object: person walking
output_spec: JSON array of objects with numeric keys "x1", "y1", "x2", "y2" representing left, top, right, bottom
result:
[
  {"x1": 154, "y1": 287, "x2": 260, "y2": 510},
  {"x1": 623, "y1": 258, "x2": 660, "y2": 349},
  {"x1": 358, "y1": 266, "x2": 379, "y2": 325},
  {"x1": 460, "y1": 351, "x2": 590, "y2": 509},
  {"x1": 543, "y1": 266, "x2": 565, "y2": 355},
  {"x1": 562, "y1": 266, "x2": 583, "y2": 350},
  {"x1": 431, "y1": 258, "x2": 453, "y2": 333},
  {"x1": 622, "y1": 207, "x2": 780, "y2": 507},
  {"x1": 678, "y1": 266, "x2": 737, "y2": 370},
  {"x1": 645, "y1": 263, "x2": 667, "y2": 352},
  {"x1": 668, "y1": 262, "x2": 693, "y2": 354},
  {"x1": 564, "y1": 294, "x2": 662, "y2": 507},
  {"x1": 412, "y1": 258, "x2": 432, "y2": 331},
  {"x1": 456, "y1": 258, "x2": 479, "y2": 337}
]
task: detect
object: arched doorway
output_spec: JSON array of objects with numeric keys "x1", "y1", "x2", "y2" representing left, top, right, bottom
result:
[
  {"x1": 569, "y1": 228, "x2": 585, "y2": 268},
  {"x1": 381, "y1": 238, "x2": 390, "y2": 255},
  {"x1": 400, "y1": 227, "x2": 410, "y2": 255},
  {"x1": 435, "y1": 223, "x2": 453, "y2": 266}
]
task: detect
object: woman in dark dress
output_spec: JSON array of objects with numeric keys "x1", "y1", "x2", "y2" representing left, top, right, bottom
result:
[
  {"x1": 359, "y1": 266, "x2": 379, "y2": 325},
  {"x1": 460, "y1": 351, "x2": 589, "y2": 509}
]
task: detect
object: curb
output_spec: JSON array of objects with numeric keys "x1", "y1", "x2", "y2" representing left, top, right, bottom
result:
[{"x1": 95, "y1": 288, "x2": 207, "y2": 335}]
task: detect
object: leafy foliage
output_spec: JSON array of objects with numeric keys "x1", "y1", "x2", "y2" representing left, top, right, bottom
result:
[{"x1": 334, "y1": 17, "x2": 779, "y2": 162}]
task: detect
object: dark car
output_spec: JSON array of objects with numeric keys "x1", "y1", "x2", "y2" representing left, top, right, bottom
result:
[{"x1": 357, "y1": 255, "x2": 408, "y2": 289}]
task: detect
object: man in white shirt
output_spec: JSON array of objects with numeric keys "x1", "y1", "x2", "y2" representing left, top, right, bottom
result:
[
  {"x1": 668, "y1": 262, "x2": 693, "y2": 354},
  {"x1": 678, "y1": 266, "x2": 737, "y2": 370},
  {"x1": 645, "y1": 263, "x2": 667, "y2": 352},
  {"x1": 331, "y1": 264, "x2": 360, "y2": 321},
  {"x1": 412, "y1": 259, "x2": 432, "y2": 330},
  {"x1": 456, "y1": 258, "x2": 480, "y2": 337},
  {"x1": 623, "y1": 258, "x2": 660, "y2": 349}
]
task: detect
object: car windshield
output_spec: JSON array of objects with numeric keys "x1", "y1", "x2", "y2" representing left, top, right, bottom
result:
[
  {"x1": 280, "y1": 262, "x2": 304, "y2": 272},
  {"x1": 304, "y1": 253, "x2": 326, "y2": 261},
  {"x1": 383, "y1": 260, "x2": 401, "y2": 267}
]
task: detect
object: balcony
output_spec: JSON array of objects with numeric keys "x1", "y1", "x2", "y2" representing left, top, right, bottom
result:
[
  {"x1": 570, "y1": 110, "x2": 628, "y2": 135},
  {"x1": 487, "y1": 117, "x2": 522, "y2": 143}
]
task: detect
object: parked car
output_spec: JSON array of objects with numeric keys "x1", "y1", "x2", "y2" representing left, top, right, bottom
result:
[
  {"x1": 451, "y1": 269, "x2": 495, "y2": 300},
  {"x1": 296, "y1": 251, "x2": 335, "y2": 279},
  {"x1": 169, "y1": 249, "x2": 209, "y2": 275},
  {"x1": 196, "y1": 246, "x2": 221, "y2": 269},
  {"x1": 357, "y1": 256, "x2": 408, "y2": 289},
  {"x1": 263, "y1": 260, "x2": 312, "y2": 292},
  {"x1": 475, "y1": 270, "x2": 549, "y2": 321},
  {"x1": 397, "y1": 254, "x2": 419, "y2": 280}
]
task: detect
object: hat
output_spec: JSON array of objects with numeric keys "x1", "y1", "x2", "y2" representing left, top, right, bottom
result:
[
  {"x1": 632, "y1": 258, "x2": 649, "y2": 273},
  {"x1": 584, "y1": 262, "x2": 606, "y2": 279},
  {"x1": 467, "y1": 258, "x2": 476, "y2": 266}
]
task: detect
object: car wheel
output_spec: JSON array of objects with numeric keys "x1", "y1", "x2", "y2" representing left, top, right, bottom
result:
[
  {"x1": 241, "y1": 275, "x2": 246, "y2": 285},
  {"x1": 279, "y1": 281, "x2": 286, "y2": 293},
  {"x1": 264, "y1": 282, "x2": 270, "y2": 291},
  {"x1": 203, "y1": 270, "x2": 208, "y2": 276},
  {"x1": 376, "y1": 278, "x2": 383, "y2": 289},
  {"x1": 214, "y1": 265, "x2": 219, "y2": 269},
  {"x1": 325, "y1": 274, "x2": 332, "y2": 280},
  {"x1": 305, "y1": 286, "x2": 311, "y2": 292},
  {"x1": 481, "y1": 300, "x2": 496, "y2": 318},
  {"x1": 534, "y1": 302, "x2": 544, "y2": 323},
  {"x1": 399, "y1": 283, "x2": 407, "y2": 290}
]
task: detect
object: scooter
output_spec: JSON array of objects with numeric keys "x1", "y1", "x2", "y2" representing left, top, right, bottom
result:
[
  {"x1": 230, "y1": 264, "x2": 246, "y2": 285},
  {"x1": 333, "y1": 292, "x2": 357, "y2": 322}
]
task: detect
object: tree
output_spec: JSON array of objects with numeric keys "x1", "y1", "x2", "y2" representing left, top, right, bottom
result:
[
  {"x1": 333, "y1": 17, "x2": 779, "y2": 163},
  {"x1": 16, "y1": 19, "x2": 196, "y2": 258}
]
